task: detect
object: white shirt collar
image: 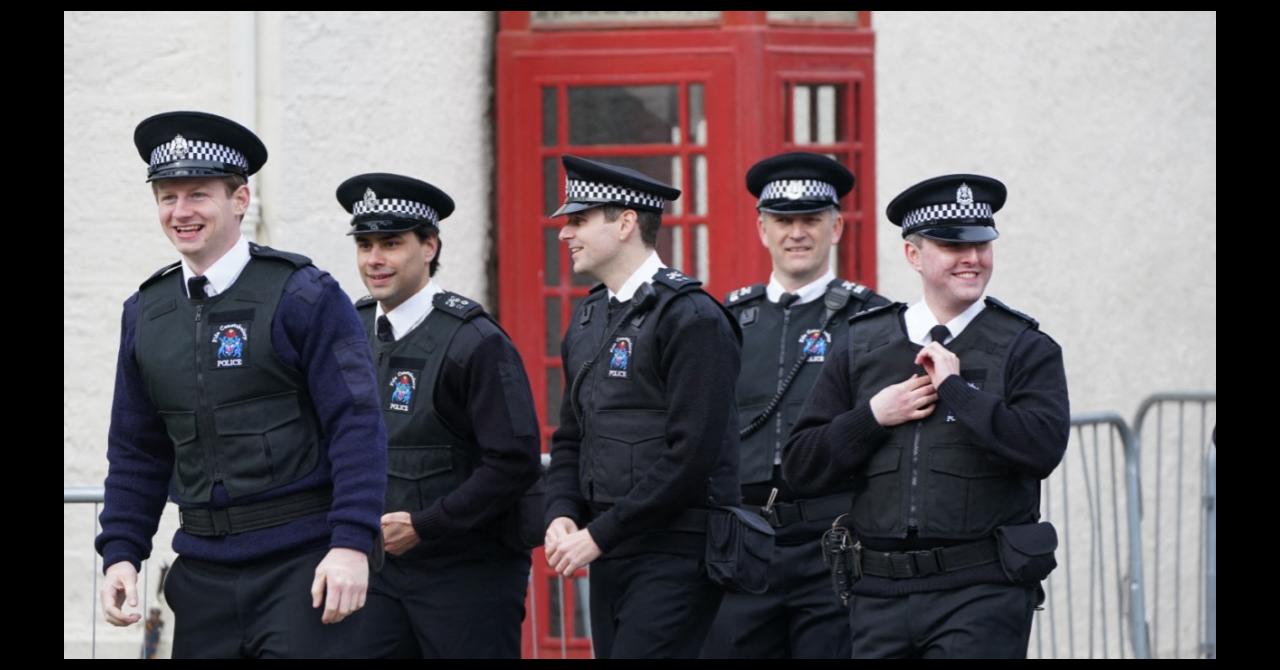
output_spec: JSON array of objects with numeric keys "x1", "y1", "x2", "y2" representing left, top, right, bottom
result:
[
  {"x1": 904, "y1": 296, "x2": 987, "y2": 346},
  {"x1": 765, "y1": 270, "x2": 836, "y2": 306},
  {"x1": 181, "y1": 236, "x2": 251, "y2": 298},
  {"x1": 608, "y1": 251, "x2": 665, "y2": 302},
  {"x1": 375, "y1": 280, "x2": 444, "y2": 341}
]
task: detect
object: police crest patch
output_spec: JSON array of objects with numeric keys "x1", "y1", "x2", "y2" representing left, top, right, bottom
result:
[
  {"x1": 211, "y1": 323, "x2": 248, "y2": 368},
  {"x1": 388, "y1": 370, "x2": 417, "y2": 413},
  {"x1": 608, "y1": 337, "x2": 633, "y2": 378},
  {"x1": 798, "y1": 329, "x2": 831, "y2": 363}
]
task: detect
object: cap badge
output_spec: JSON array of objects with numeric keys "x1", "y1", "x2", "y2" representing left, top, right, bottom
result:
[
  {"x1": 363, "y1": 188, "x2": 378, "y2": 209},
  {"x1": 784, "y1": 182, "x2": 806, "y2": 200},
  {"x1": 172, "y1": 134, "x2": 189, "y2": 159},
  {"x1": 956, "y1": 183, "x2": 973, "y2": 206}
]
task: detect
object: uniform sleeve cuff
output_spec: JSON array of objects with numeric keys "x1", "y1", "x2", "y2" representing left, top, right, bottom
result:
[
  {"x1": 330, "y1": 523, "x2": 375, "y2": 556},
  {"x1": 838, "y1": 401, "x2": 891, "y2": 443},
  {"x1": 936, "y1": 374, "x2": 976, "y2": 411},
  {"x1": 411, "y1": 504, "x2": 447, "y2": 540},
  {"x1": 101, "y1": 542, "x2": 142, "y2": 575},
  {"x1": 545, "y1": 501, "x2": 585, "y2": 531},
  {"x1": 586, "y1": 514, "x2": 619, "y2": 554}
]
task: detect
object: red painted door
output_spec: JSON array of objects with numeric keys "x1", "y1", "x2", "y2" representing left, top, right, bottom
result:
[{"x1": 497, "y1": 12, "x2": 876, "y2": 658}]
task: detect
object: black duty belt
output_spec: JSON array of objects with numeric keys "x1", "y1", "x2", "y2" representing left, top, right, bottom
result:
[
  {"x1": 750, "y1": 491, "x2": 851, "y2": 528},
  {"x1": 180, "y1": 488, "x2": 333, "y2": 537},
  {"x1": 859, "y1": 537, "x2": 999, "y2": 579}
]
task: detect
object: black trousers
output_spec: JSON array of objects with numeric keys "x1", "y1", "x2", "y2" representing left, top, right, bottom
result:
[
  {"x1": 848, "y1": 582, "x2": 1038, "y2": 658},
  {"x1": 164, "y1": 545, "x2": 366, "y2": 658},
  {"x1": 588, "y1": 552, "x2": 723, "y2": 659},
  {"x1": 700, "y1": 534, "x2": 851, "y2": 658},
  {"x1": 349, "y1": 540, "x2": 531, "y2": 658}
]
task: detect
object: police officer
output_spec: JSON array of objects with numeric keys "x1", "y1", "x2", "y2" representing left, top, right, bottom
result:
[
  {"x1": 702, "y1": 152, "x2": 890, "y2": 659},
  {"x1": 783, "y1": 174, "x2": 1070, "y2": 658},
  {"x1": 97, "y1": 111, "x2": 387, "y2": 657},
  {"x1": 543, "y1": 155, "x2": 743, "y2": 658},
  {"x1": 337, "y1": 173, "x2": 542, "y2": 658}
]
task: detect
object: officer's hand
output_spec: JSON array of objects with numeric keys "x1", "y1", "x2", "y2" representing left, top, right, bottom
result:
[
  {"x1": 310, "y1": 547, "x2": 369, "y2": 624},
  {"x1": 100, "y1": 561, "x2": 142, "y2": 626},
  {"x1": 547, "y1": 527, "x2": 601, "y2": 577},
  {"x1": 381, "y1": 511, "x2": 421, "y2": 557},
  {"x1": 869, "y1": 374, "x2": 937, "y2": 427},
  {"x1": 915, "y1": 342, "x2": 961, "y2": 389},
  {"x1": 544, "y1": 516, "x2": 578, "y2": 556}
]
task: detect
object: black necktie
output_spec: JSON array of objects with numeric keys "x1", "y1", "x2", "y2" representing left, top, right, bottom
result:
[
  {"x1": 929, "y1": 324, "x2": 951, "y2": 346},
  {"x1": 607, "y1": 296, "x2": 626, "y2": 320},
  {"x1": 187, "y1": 276, "x2": 209, "y2": 301},
  {"x1": 778, "y1": 292, "x2": 800, "y2": 309},
  {"x1": 376, "y1": 315, "x2": 395, "y2": 343}
]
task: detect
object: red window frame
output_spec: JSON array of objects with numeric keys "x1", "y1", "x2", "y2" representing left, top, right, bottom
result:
[{"x1": 496, "y1": 12, "x2": 875, "y2": 658}]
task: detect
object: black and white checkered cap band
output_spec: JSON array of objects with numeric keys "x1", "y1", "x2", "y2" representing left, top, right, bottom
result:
[
  {"x1": 150, "y1": 139, "x2": 249, "y2": 172},
  {"x1": 759, "y1": 179, "x2": 838, "y2": 205},
  {"x1": 352, "y1": 198, "x2": 439, "y2": 225},
  {"x1": 903, "y1": 202, "x2": 994, "y2": 231},
  {"x1": 565, "y1": 179, "x2": 665, "y2": 210}
]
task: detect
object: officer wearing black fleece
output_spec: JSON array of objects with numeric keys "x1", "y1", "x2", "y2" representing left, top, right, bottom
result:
[
  {"x1": 783, "y1": 173, "x2": 1069, "y2": 658},
  {"x1": 703, "y1": 152, "x2": 889, "y2": 659},
  {"x1": 337, "y1": 173, "x2": 541, "y2": 658},
  {"x1": 542, "y1": 155, "x2": 742, "y2": 659}
]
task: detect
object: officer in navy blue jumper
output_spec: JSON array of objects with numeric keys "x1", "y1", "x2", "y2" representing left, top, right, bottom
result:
[
  {"x1": 338, "y1": 173, "x2": 542, "y2": 658},
  {"x1": 702, "y1": 152, "x2": 890, "y2": 659},
  {"x1": 783, "y1": 174, "x2": 1070, "y2": 658},
  {"x1": 96, "y1": 111, "x2": 387, "y2": 658},
  {"x1": 543, "y1": 155, "x2": 743, "y2": 658}
]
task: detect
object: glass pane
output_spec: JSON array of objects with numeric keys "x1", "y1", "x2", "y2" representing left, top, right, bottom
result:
[
  {"x1": 767, "y1": 10, "x2": 858, "y2": 24},
  {"x1": 545, "y1": 297, "x2": 561, "y2": 358},
  {"x1": 533, "y1": 11, "x2": 720, "y2": 26},
  {"x1": 670, "y1": 155, "x2": 683, "y2": 216},
  {"x1": 542, "y1": 87, "x2": 558, "y2": 147},
  {"x1": 546, "y1": 363, "x2": 562, "y2": 428},
  {"x1": 569, "y1": 85, "x2": 678, "y2": 145},
  {"x1": 656, "y1": 225, "x2": 681, "y2": 271},
  {"x1": 792, "y1": 85, "x2": 811, "y2": 145},
  {"x1": 544, "y1": 227, "x2": 560, "y2": 286},
  {"x1": 688, "y1": 83, "x2": 706, "y2": 146},
  {"x1": 689, "y1": 154, "x2": 707, "y2": 217},
  {"x1": 790, "y1": 83, "x2": 848, "y2": 145},
  {"x1": 693, "y1": 223, "x2": 709, "y2": 284},
  {"x1": 547, "y1": 576, "x2": 563, "y2": 637},
  {"x1": 816, "y1": 85, "x2": 837, "y2": 144},
  {"x1": 544, "y1": 156, "x2": 561, "y2": 216},
  {"x1": 573, "y1": 575, "x2": 591, "y2": 638},
  {"x1": 589, "y1": 155, "x2": 678, "y2": 215},
  {"x1": 853, "y1": 81, "x2": 862, "y2": 142}
]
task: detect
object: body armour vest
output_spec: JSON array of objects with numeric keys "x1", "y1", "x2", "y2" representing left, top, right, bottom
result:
[
  {"x1": 564, "y1": 268, "x2": 740, "y2": 510},
  {"x1": 135, "y1": 245, "x2": 321, "y2": 504},
  {"x1": 846, "y1": 299, "x2": 1041, "y2": 541},
  {"x1": 356, "y1": 291, "x2": 484, "y2": 517},
  {"x1": 724, "y1": 278, "x2": 887, "y2": 485}
]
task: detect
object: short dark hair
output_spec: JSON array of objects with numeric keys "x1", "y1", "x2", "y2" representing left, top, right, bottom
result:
[
  {"x1": 413, "y1": 226, "x2": 442, "y2": 276},
  {"x1": 601, "y1": 205, "x2": 661, "y2": 248}
]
